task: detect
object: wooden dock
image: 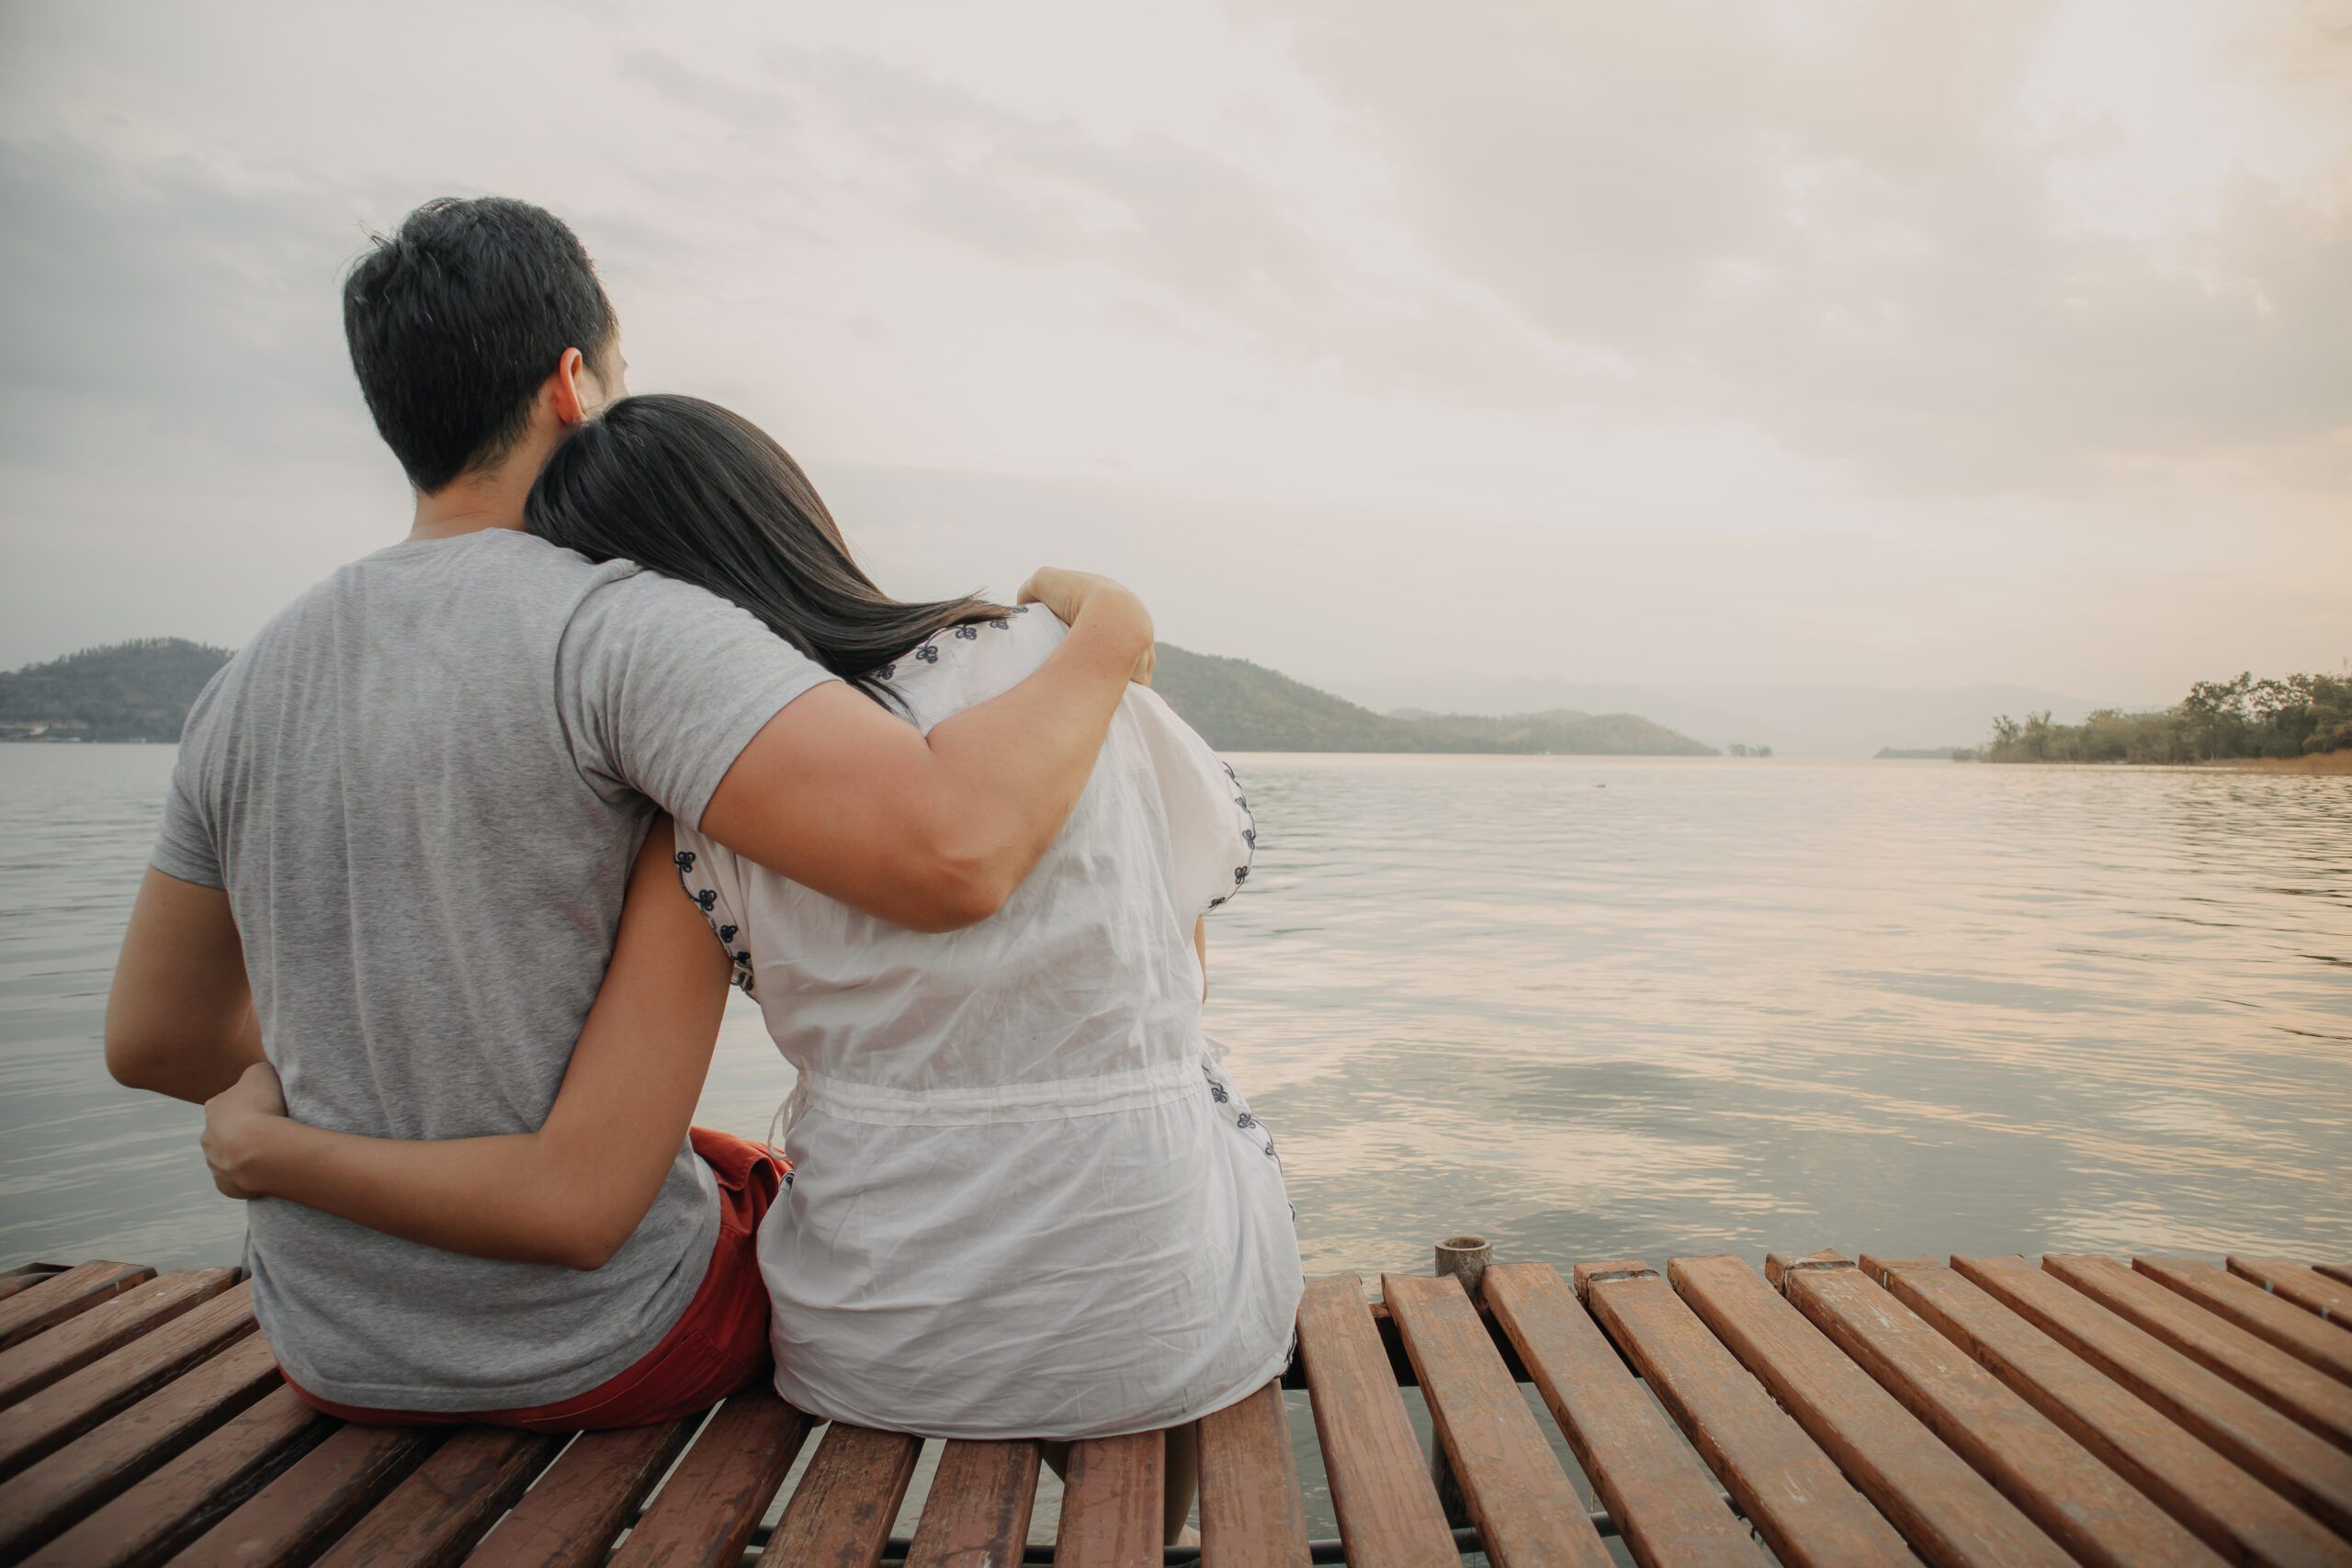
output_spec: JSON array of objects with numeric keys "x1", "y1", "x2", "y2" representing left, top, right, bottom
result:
[{"x1": 2, "y1": 1247, "x2": 2349, "y2": 1565}]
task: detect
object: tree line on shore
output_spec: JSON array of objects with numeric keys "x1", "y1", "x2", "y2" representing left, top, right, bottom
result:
[{"x1": 1984, "y1": 671, "x2": 2351, "y2": 763}]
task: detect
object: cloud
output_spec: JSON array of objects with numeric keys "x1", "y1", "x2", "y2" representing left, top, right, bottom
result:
[
  {"x1": 1240, "y1": 0, "x2": 2352, "y2": 490},
  {"x1": 0, "y1": 0, "x2": 2343, "y2": 694},
  {"x1": 614, "y1": 41, "x2": 1614, "y2": 423},
  {"x1": 0, "y1": 139, "x2": 381, "y2": 464}
]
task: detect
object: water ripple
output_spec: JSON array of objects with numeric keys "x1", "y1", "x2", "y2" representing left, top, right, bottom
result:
[{"x1": 1, "y1": 748, "x2": 2346, "y2": 1275}]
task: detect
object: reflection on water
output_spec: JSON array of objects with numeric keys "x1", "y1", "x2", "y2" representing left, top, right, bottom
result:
[
  {"x1": 3, "y1": 747, "x2": 2347, "y2": 1276},
  {"x1": 1210, "y1": 754, "x2": 2352, "y2": 1280}
]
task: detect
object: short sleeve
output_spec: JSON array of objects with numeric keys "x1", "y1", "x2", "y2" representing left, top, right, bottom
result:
[
  {"x1": 1127, "y1": 687, "x2": 1256, "y2": 919},
  {"x1": 150, "y1": 761, "x2": 224, "y2": 888},
  {"x1": 671, "y1": 822, "x2": 759, "y2": 996},
  {"x1": 557, "y1": 570, "x2": 839, "y2": 829}
]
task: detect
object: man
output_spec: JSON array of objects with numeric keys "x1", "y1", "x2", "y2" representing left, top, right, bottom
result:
[{"x1": 104, "y1": 197, "x2": 1153, "y2": 1427}]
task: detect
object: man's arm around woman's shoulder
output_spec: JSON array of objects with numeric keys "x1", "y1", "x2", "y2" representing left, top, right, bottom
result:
[{"x1": 698, "y1": 568, "x2": 1154, "y2": 932}]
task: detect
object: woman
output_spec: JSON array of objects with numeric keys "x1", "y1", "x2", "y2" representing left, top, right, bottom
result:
[{"x1": 203, "y1": 396, "x2": 1303, "y2": 1530}]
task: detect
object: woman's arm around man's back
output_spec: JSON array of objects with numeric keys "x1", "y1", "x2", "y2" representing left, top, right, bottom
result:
[{"x1": 201, "y1": 818, "x2": 730, "y2": 1271}]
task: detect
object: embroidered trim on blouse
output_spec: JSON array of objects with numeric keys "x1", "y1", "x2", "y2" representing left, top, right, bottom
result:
[
  {"x1": 673, "y1": 848, "x2": 756, "y2": 998},
  {"x1": 1202, "y1": 1060, "x2": 1285, "y2": 1178},
  {"x1": 878, "y1": 614, "x2": 1021, "y2": 689},
  {"x1": 1206, "y1": 759, "x2": 1258, "y2": 911}
]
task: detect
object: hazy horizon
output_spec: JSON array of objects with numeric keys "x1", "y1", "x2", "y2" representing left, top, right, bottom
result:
[
  {"x1": 3, "y1": 1, "x2": 2347, "y2": 703},
  {"x1": 0, "y1": 629, "x2": 2184, "y2": 757}
]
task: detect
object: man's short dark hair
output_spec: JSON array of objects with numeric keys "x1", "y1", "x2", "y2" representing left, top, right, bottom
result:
[{"x1": 343, "y1": 197, "x2": 616, "y2": 493}]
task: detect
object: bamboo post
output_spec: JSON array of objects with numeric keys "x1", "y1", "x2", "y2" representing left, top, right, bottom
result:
[
  {"x1": 1435, "y1": 1235, "x2": 1494, "y2": 1296},
  {"x1": 1428, "y1": 1235, "x2": 1494, "y2": 1529}
]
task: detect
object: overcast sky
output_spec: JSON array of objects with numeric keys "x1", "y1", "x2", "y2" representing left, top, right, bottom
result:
[{"x1": 2, "y1": 0, "x2": 2346, "y2": 702}]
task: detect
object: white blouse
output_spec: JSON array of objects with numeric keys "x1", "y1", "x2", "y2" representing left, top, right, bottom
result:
[{"x1": 673, "y1": 605, "x2": 1303, "y2": 1439}]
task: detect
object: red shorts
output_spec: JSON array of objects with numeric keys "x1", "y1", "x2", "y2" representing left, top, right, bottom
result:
[{"x1": 282, "y1": 1127, "x2": 783, "y2": 1431}]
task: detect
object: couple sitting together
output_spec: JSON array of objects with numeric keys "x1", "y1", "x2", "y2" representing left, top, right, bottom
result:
[{"x1": 105, "y1": 195, "x2": 1303, "y2": 1540}]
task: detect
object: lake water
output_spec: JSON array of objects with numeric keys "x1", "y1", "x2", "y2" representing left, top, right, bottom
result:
[
  {"x1": 2, "y1": 745, "x2": 2346, "y2": 1545},
  {"x1": 6, "y1": 742, "x2": 2349, "y2": 1275}
]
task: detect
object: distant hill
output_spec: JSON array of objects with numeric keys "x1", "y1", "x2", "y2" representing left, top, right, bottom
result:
[
  {"x1": 1151, "y1": 645, "x2": 1412, "y2": 750},
  {"x1": 1325, "y1": 673, "x2": 2114, "y2": 757},
  {"x1": 0, "y1": 639, "x2": 231, "y2": 741},
  {"x1": 1153, "y1": 644, "x2": 1714, "y2": 754},
  {"x1": 0, "y1": 636, "x2": 1715, "y2": 756}
]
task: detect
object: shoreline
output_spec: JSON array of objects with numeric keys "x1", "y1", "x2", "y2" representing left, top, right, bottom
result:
[
  {"x1": 2189, "y1": 752, "x2": 2352, "y2": 775},
  {"x1": 1985, "y1": 752, "x2": 2352, "y2": 775}
]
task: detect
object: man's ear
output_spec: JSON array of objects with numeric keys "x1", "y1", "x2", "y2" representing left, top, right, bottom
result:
[{"x1": 549, "y1": 347, "x2": 593, "y2": 427}]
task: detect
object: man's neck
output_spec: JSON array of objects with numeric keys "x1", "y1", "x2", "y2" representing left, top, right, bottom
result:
[{"x1": 407, "y1": 445, "x2": 548, "y2": 542}]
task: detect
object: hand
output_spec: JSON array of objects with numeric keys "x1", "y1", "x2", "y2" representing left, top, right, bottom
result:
[
  {"x1": 201, "y1": 1061, "x2": 288, "y2": 1201},
  {"x1": 1017, "y1": 569, "x2": 1156, "y2": 686}
]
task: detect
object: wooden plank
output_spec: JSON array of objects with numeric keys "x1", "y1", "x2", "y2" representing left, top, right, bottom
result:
[
  {"x1": 2046, "y1": 1254, "x2": 2352, "y2": 1449},
  {"x1": 1769, "y1": 1251, "x2": 2215, "y2": 1568},
  {"x1": 0, "y1": 1265, "x2": 69, "y2": 1301},
  {"x1": 2228, "y1": 1258, "x2": 2352, "y2": 1326},
  {"x1": 1573, "y1": 1258, "x2": 1915, "y2": 1568},
  {"x1": 0, "y1": 1279, "x2": 255, "y2": 1477},
  {"x1": 1673, "y1": 1254, "x2": 2064, "y2": 1567},
  {"x1": 1050, "y1": 1429, "x2": 1162, "y2": 1568},
  {"x1": 20, "y1": 1386, "x2": 330, "y2": 1568},
  {"x1": 1195, "y1": 1382, "x2": 1312, "y2": 1568},
  {"x1": 762, "y1": 1422, "x2": 922, "y2": 1568},
  {"x1": 2320, "y1": 1264, "x2": 2352, "y2": 1289},
  {"x1": 1380, "y1": 1273, "x2": 1608, "y2": 1566},
  {"x1": 2139, "y1": 1258, "x2": 2352, "y2": 1386},
  {"x1": 464, "y1": 1418, "x2": 696, "y2": 1568},
  {"x1": 1955, "y1": 1253, "x2": 2352, "y2": 1535},
  {"x1": 1280, "y1": 1297, "x2": 1527, "y2": 1391},
  {"x1": 175, "y1": 1423, "x2": 444, "y2": 1568},
  {"x1": 314, "y1": 1427, "x2": 565, "y2": 1568},
  {"x1": 1293, "y1": 1272, "x2": 1458, "y2": 1567},
  {"x1": 0, "y1": 1331, "x2": 283, "y2": 1558},
  {"x1": 1867, "y1": 1255, "x2": 2352, "y2": 1568},
  {"x1": 904, "y1": 1438, "x2": 1044, "y2": 1568},
  {"x1": 0, "y1": 1262, "x2": 155, "y2": 1351},
  {"x1": 0, "y1": 1268, "x2": 241, "y2": 1407},
  {"x1": 610, "y1": 1388, "x2": 809, "y2": 1568},
  {"x1": 1484, "y1": 1263, "x2": 1759, "y2": 1567}
]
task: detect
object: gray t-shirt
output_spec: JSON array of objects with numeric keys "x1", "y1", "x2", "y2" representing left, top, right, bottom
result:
[{"x1": 153, "y1": 528, "x2": 834, "y2": 1410}]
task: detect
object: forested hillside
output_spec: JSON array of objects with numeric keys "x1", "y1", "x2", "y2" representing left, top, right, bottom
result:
[
  {"x1": 1153, "y1": 644, "x2": 1714, "y2": 754},
  {"x1": 0, "y1": 639, "x2": 231, "y2": 741}
]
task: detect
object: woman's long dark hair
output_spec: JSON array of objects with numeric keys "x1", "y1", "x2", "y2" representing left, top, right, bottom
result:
[{"x1": 526, "y1": 394, "x2": 1007, "y2": 705}]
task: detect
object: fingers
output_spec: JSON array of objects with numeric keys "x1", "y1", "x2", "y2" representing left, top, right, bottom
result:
[
  {"x1": 233, "y1": 1060, "x2": 288, "y2": 1116},
  {"x1": 202, "y1": 1064, "x2": 285, "y2": 1201},
  {"x1": 1015, "y1": 569, "x2": 1155, "y2": 674},
  {"x1": 199, "y1": 1133, "x2": 252, "y2": 1200}
]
